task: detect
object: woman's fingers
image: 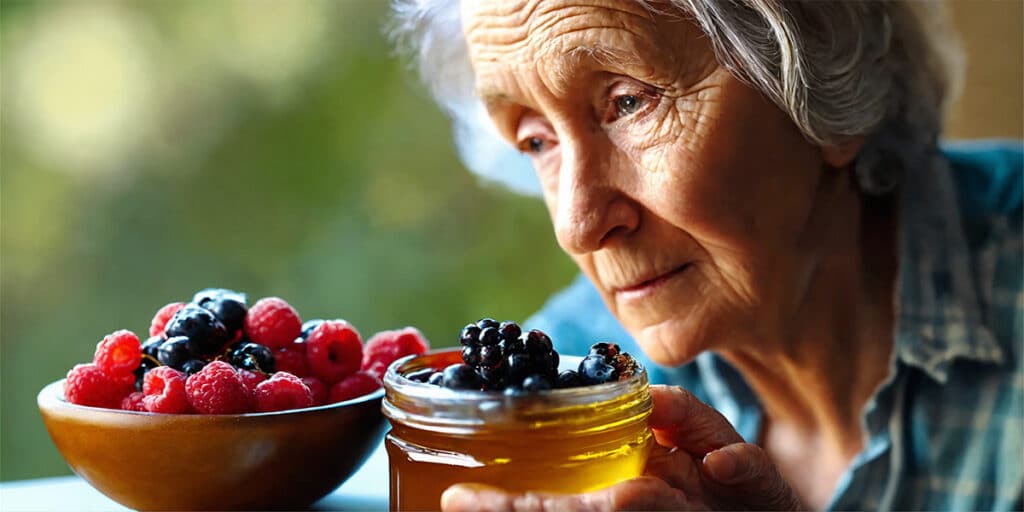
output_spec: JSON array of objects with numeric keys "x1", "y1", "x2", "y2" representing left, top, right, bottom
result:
[
  {"x1": 440, "y1": 478, "x2": 695, "y2": 512},
  {"x1": 701, "y1": 443, "x2": 802, "y2": 511},
  {"x1": 649, "y1": 385, "x2": 744, "y2": 456}
]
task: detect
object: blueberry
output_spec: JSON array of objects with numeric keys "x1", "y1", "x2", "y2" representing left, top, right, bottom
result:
[
  {"x1": 498, "y1": 321, "x2": 521, "y2": 342},
  {"x1": 441, "y1": 364, "x2": 480, "y2": 390},
  {"x1": 134, "y1": 357, "x2": 159, "y2": 391},
  {"x1": 579, "y1": 355, "x2": 619, "y2": 384},
  {"x1": 229, "y1": 342, "x2": 275, "y2": 373},
  {"x1": 158, "y1": 336, "x2": 195, "y2": 369},
  {"x1": 300, "y1": 319, "x2": 325, "y2": 341},
  {"x1": 164, "y1": 304, "x2": 230, "y2": 356},
  {"x1": 427, "y1": 372, "x2": 444, "y2": 386},
  {"x1": 557, "y1": 370, "x2": 583, "y2": 388},
  {"x1": 459, "y1": 324, "x2": 481, "y2": 346},
  {"x1": 141, "y1": 336, "x2": 164, "y2": 359},
  {"x1": 521, "y1": 374, "x2": 552, "y2": 392},
  {"x1": 462, "y1": 345, "x2": 482, "y2": 366},
  {"x1": 476, "y1": 318, "x2": 499, "y2": 330},
  {"x1": 478, "y1": 327, "x2": 500, "y2": 346},
  {"x1": 192, "y1": 288, "x2": 247, "y2": 305},
  {"x1": 194, "y1": 292, "x2": 247, "y2": 337},
  {"x1": 181, "y1": 359, "x2": 206, "y2": 376},
  {"x1": 405, "y1": 368, "x2": 434, "y2": 383}
]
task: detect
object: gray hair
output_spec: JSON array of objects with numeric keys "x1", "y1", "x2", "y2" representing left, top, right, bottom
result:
[{"x1": 390, "y1": 0, "x2": 964, "y2": 196}]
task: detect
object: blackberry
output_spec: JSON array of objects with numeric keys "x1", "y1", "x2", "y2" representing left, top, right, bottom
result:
[
  {"x1": 193, "y1": 288, "x2": 248, "y2": 338},
  {"x1": 300, "y1": 319, "x2": 325, "y2": 341},
  {"x1": 229, "y1": 342, "x2": 276, "y2": 373},
  {"x1": 459, "y1": 324, "x2": 481, "y2": 346},
  {"x1": 498, "y1": 321, "x2": 521, "y2": 342},
  {"x1": 441, "y1": 364, "x2": 480, "y2": 390},
  {"x1": 427, "y1": 371, "x2": 443, "y2": 386},
  {"x1": 589, "y1": 342, "x2": 620, "y2": 359},
  {"x1": 157, "y1": 336, "x2": 195, "y2": 370},
  {"x1": 475, "y1": 318, "x2": 499, "y2": 331},
  {"x1": 181, "y1": 359, "x2": 206, "y2": 376},
  {"x1": 479, "y1": 345, "x2": 503, "y2": 368},
  {"x1": 478, "y1": 327, "x2": 500, "y2": 346},
  {"x1": 164, "y1": 304, "x2": 230, "y2": 356},
  {"x1": 462, "y1": 345, "x2": 482, "y2": 367},
  {"x1": 476, "y1": 364, "x2": 508, "y2": 391}
]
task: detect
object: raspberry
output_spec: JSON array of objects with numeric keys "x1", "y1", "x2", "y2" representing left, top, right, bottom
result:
[
  {"x1": 274, "y1": 348, "x2": 308, "y2": 377},
  {"x1": 94, "y1": 329, "x2": 143, "y2": 378},
  {"x1": 301, "y1": 377, "x2": 328, "y2": 406},
  {"x1": 143, "y1": 366, "x2": 191, "y2": 414},
  {"x1": 329, "y1": 371, "x2": 381, "y2": 403},
  {"x1": 93, "y1": 330, "x2": 142, "y2": 377},
  {"x1": 121, "y1": 391, "x2": 147, "y2": 412},
  {"x1": 306, "y1": 320, "x2": 363, "y2": 384},
  {"x1": 237, "y1": 369, "x2": 267, "y2": 395},
  {"x1": 254, "y1": 372, "x2": 313, "y2": 412},
  {"x1": 186, "y1": 361, "x2": 251, "y2": 414},
  {"x1": 244, "y1": 297, "x2": 302, "y2": 350},
  {"x1": 149, "y1": 302, "x2": 186, "y2": 338},
  {"x1": 64, "y1": 363, "x2": 133, "y2": 408},
  {"x1": 361, "y1": 327, "x2": 430, "y2": 380}
]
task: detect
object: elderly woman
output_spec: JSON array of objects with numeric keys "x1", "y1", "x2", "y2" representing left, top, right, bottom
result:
[{"x1": 392, "y1": 0, "x2": 1022, "y2": 510}]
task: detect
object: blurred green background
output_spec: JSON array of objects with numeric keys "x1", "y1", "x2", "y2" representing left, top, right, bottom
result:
[
  {"x1": 0, "y1": 0, "x2": 578, "y2": 481},
  {"x1": 1, "y1": 0, "x2": 1020, "y2": 482}
]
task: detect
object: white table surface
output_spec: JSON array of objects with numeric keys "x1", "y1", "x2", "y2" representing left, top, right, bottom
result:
[{"x1": 0, "y1": 442, "x2": 390, "y2": 511}]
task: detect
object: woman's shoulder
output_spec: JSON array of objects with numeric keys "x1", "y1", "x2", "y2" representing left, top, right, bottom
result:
[{"x1": 942, "y1": 139, "x2": 1022, "y2": 223}]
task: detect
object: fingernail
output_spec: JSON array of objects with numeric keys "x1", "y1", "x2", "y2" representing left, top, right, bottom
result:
[
  {"x1": 440, "y1": 483, "x2": 502, "y2": 510},
  {"x1": 703, "y1": 449, "x2": 739, "y2": 483}
]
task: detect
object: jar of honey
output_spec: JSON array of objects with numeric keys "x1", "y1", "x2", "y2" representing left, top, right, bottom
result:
[{"x1": 381, "y1": 349, "x2": 654, "y2": 511}]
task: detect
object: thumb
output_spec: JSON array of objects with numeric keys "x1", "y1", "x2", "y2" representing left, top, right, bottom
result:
[{"x1": 701, "y1": 443, "x2": 802, "y2": 511}]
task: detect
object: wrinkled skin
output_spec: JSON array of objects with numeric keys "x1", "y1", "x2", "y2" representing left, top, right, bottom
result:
[{"x1": 453, "y1": 0, "x2": 883, "y2": 509}]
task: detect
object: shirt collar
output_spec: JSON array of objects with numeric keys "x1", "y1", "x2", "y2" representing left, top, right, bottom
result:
[{"x1": 894, "y1": 152, "x2": 1005, "y2": 383}]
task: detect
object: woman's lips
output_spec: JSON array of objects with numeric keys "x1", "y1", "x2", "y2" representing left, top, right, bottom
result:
[{"x1": 614, "y1": 264, "x2": 692, "y2": 301}]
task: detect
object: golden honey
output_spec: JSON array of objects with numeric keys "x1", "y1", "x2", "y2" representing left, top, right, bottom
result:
[{"x1": 382, "y1": 350, "x2": 653, "y2": 511}]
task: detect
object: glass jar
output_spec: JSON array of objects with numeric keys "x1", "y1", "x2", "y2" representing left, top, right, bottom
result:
[{"x1": 382, "y1": 349, "x2": 654, "y2": 511}]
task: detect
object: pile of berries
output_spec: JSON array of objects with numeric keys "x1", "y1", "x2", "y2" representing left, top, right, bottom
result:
[
  {"x1": 63, "y1": 288, "x2": 430, "y2": 414},
  {"x1": 407, "y1": 318, "x2": 638, "y2": 393}
]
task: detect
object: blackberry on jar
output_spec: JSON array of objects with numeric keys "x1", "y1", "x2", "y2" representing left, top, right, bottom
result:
[{"x1": 459, "y1": 323, "x2": 481, "y2": 346}]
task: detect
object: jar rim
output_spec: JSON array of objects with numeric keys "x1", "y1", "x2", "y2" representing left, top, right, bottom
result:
[{"x1": 382, "y1": 349, "x2": 651, "y2": 432}]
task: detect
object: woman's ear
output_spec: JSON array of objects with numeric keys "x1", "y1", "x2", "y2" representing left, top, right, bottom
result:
[{"x1": 822, "y1": 136, "x2": 866, "y2": 168}]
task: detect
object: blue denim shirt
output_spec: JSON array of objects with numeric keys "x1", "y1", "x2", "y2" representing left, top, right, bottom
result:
[{"x1": 526, "y1": 141, "x2": 1023, "y2": 510}]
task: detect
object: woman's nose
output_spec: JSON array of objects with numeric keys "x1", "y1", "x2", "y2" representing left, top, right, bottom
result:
[{"x1": 553, "y1": 142, "x2": 639, "y2": 255}]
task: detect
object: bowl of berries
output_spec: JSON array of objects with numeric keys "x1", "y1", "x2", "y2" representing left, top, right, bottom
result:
[{"x1": 37, "y1": 288, "x2": 430, "y2": 511}]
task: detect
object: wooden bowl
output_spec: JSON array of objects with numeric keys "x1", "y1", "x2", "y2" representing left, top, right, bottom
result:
[{"x1": 38, "y1": 380, "x2": 386, "y2": 510}]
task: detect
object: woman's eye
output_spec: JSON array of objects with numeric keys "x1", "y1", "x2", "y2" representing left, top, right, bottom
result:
[
  {"x1": 519, "y1": 136, "x2": 545, "y2": 154},
  {"x1": 614, "y1": 95, "x2": 642, "y2": 117}
]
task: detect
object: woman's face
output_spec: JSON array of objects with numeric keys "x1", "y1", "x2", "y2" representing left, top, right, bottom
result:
[{"x1": 463, "y1": 0, "x2": 840, "y2": 366}]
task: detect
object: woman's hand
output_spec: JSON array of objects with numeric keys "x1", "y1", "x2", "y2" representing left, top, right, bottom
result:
[{"x1": 440, "y1": 386, "x2": 802, "y2": 511}]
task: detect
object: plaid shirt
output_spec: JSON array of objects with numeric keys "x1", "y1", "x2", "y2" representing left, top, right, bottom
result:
[{"x1": 527, "y1": 140, "x2": 1023, "y2": 510}]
